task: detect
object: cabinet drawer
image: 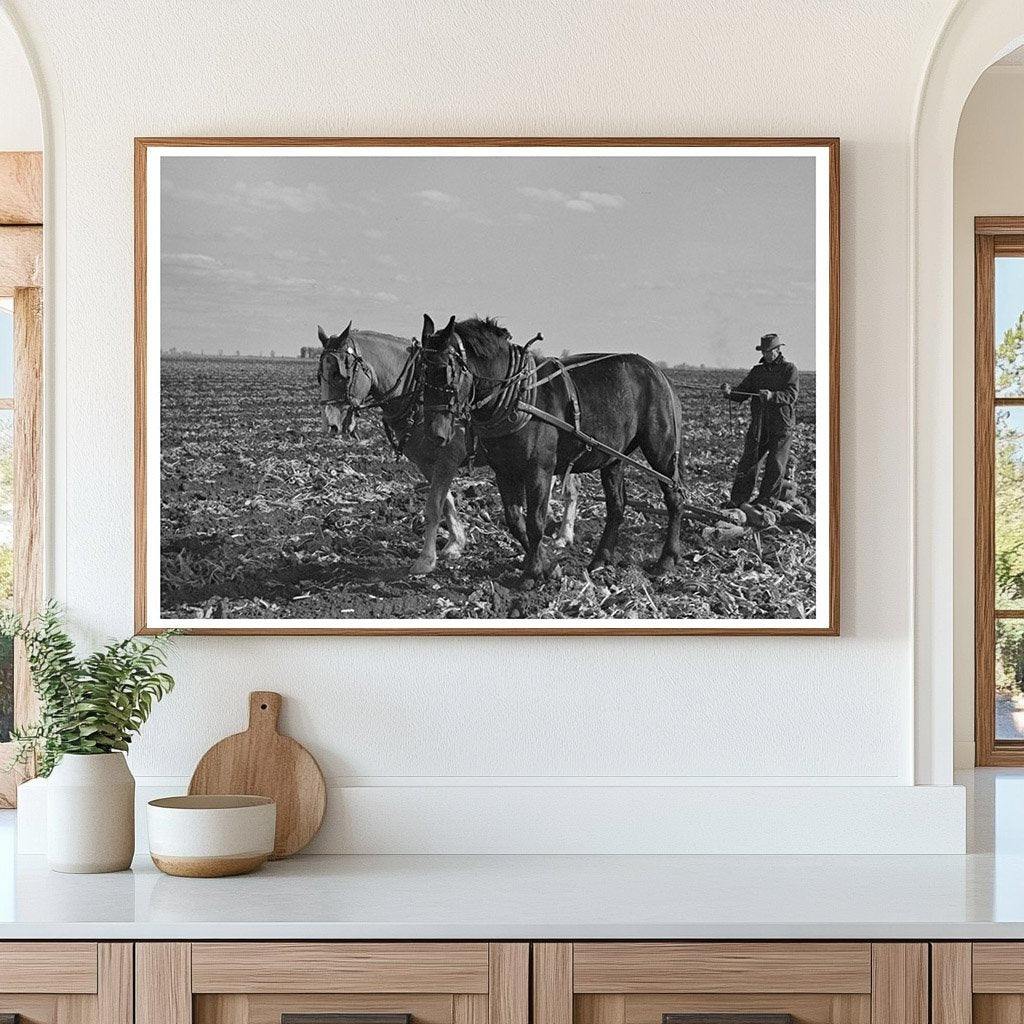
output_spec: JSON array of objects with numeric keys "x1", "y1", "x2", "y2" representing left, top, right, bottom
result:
[
  {"x1": 0, "y1": 942, "x2": 99, "y2": 994},
  {"x1": 0, "y1": 943, "x2": 130, "y2": 1024},
  {"x1": 534, "y1": 944, "x2": 925, "y2": 1024},
  {"x1": 572, "y1": 944, "x2": 872, "y2": 994},
  {"x1": 139, "y1": 943, "x2": 528, "y2": 1024},
  {"x1": 191, "y1": 943, "x2": 490, "y2": 994}
]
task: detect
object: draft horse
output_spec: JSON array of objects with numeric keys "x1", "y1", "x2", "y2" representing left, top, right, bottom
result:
[
  {"x1": 317, "y1": 321, "x2": 581, "y2": 576},
  {"x1": 318, "y1": 321, "x2": 468, "y2": 576},
  {"x1": 420, "y1": 315, "x2": 685, "y2": 587}
]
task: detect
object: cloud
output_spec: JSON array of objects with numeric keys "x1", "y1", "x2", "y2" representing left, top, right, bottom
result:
[
  {"x1": 415, "y1": 189, "x2": 461, "y2": 210},
  {"x1": 272, "y1": 248, "x2": 310, "y2": 263},
  {"x1": 376, "y1": 254, "x2": 398, "y2": 267},
  {"x1": 370, "y1": 290, "x2": 399, "y2": 303},
  {"x1": 362, "y1": 228, "x2": 386, "y2": 239},
  {"x1": 579, "y1": 190, "x2": 625, "y2": 208},
  {"x1": 161, "y1": 252, "x2": 256, "y2": 283},
  {"x1": 517, "y1": 185, "x2": 625, "y2": 214},
  {"x1": 232, "y1": 180, "x2": 332, "y2": 214},
  {"x1": 162, "y1": 177, "x2": 349, "y2": 215},
  {"x1": 163, "y1": 252, "x2": 219, "y2": 269},
  {"x1": 266, "y1": 275, "x2": 318, "y2": 290},
  {"x1": 517, "y1": 187, "x2": 568, "y2": 203}
]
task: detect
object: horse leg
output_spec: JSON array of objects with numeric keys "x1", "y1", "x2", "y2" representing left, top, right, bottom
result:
[
  {"x1": 439, "y1": 491, "x2": 467, "y2": 560},
  {"x1": 495, "y1": 472, "x2": 529, "y2": 550},
  {"x1": 409, "y1": 458, "x2": 454, "y2": 576},
  {"x1": 553, "y1": 474, "x2": 579, "y2": 549},
  {"x1": 589, "y1": 462, "x2": 626, "y2": 571},
  {"x1": 639, "y1": 422, "x2": 686, "y2": 576},
  {"x1": 651, "y1": 477, "x2": 684, "y2": 575},
  {"x1": 520, "y1": 466, "x2": 554, "y2": 589}
]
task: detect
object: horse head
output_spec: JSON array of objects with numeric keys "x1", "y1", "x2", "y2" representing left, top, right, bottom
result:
[
  {"x1": 317, "y1": 320, "x2": 373, "y2": 437},
  {"x1": 420, "y1": 314, "x2": 473, "y2": 449}
]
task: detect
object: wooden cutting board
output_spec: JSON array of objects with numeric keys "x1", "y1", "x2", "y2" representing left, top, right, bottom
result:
[{"x1": 188, "y1": 691, "x2": 326, "y2": 859}]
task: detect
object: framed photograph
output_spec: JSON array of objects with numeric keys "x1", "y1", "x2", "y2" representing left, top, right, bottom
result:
[{"x1": 135, "y1": 137, "x2": 838, "y2": 635}]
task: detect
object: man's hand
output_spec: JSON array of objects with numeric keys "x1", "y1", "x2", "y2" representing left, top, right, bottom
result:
[
  {"x1": 720, "y1": 383, "x2": 732, "y2": 396},
  {"x1": 759, "y1": 389, "x2": 773, "y2": 401}
]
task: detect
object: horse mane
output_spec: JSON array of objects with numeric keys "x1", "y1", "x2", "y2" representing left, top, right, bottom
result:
[
  {"x1": 322, "y1": 329, "x2": 409, "y2": 351},
  {"x1": 455, "y1": 317, "x2": 512, "y2": 359}
]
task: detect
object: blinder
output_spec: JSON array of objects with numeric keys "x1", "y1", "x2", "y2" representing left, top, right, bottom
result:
[
  {"x1": 422, "y1": 339, "x2": 474, "y2": 420},
  {"x1": 319, "y1": 342, "x2": 375, "y2": 411}
]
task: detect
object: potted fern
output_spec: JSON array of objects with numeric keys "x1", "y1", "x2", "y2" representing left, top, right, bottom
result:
[{"x1": 2, "y1": 604, "x2": 177, "y2": 873}]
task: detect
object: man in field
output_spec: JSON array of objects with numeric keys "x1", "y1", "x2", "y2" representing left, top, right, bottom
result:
[{"x1": 720, "y1": 332, "x2": 799, "y2": 507}]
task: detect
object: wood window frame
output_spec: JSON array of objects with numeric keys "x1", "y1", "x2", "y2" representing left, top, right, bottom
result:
[
  {"x1": 975, "y1": 216, "x2": 1024, "y2": 765},
  {"x1": 0, "y1": 151, "x2": 43, "y2": 806}
]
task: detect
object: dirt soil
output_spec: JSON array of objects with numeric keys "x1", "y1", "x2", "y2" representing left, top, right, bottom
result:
[{"x1": 159, "y1": 357, "x2": 818, "y2": 621}]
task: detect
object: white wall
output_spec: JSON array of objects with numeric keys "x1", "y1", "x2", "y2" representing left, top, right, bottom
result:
[
  {"x1": 1, "y1": 0, "x2": 972, "y2": 852},
  {"x1": 0, "y1": 12, "x2": 39, "y2": 151},
  {"x1": 952, "y1": 66, "x2": 1024, "y2": 767}
]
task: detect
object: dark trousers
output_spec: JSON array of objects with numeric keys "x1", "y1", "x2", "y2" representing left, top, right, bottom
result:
[{"x1": 730, "y1": 432, "x2": 793, "y2": 506}]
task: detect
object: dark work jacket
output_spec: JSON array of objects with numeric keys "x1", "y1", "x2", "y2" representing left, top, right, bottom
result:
[{"x1": 728, "y1": 357, "x2": 799, "y2": 438}]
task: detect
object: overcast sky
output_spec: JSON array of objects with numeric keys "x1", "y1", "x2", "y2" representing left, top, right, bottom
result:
[{"x1": 160, "y1": 152, "x2": 817, "y2": 369}]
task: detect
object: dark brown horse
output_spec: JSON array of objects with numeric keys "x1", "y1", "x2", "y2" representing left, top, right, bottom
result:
[{"x1": 420, "y1": 315, "x2": 685, "y2": 587}]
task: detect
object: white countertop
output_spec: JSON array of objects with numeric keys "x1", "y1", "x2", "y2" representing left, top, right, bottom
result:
[
  {"x1": 0, "y1": 849, "x2": 1022, "y2": 940},
  {"x1": 1, "y1": 769, "x2": 1022, "y2": 941}
]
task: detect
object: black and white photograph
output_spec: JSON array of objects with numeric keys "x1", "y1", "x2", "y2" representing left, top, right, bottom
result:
[{"x1": 136, "y1": 139, "x2": 838, "y2": 634}]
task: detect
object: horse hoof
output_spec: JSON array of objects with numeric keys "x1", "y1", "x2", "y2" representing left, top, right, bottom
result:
[
  {"x1": 440, "y1": 544, "x2": 464, "y2": 561},
  {"x1": 409, "y1": 559, "x2": 437, "y2": 576},
  {"x1": 553, "y1": 533, "x2": 574, "y2": 549},
  {"x1": 650, "y1": 556, "x2": 677, "y2": 577},
  {"x1": 518, "y1": 575, "x2": 538, "y2": 591},
  {"x1": 588, "y1": 555, "x2": 611, "y2": 572}
]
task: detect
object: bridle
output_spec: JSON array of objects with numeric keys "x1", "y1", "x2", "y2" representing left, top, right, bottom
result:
[
  {"x1": 318, "y1": 338, "x2": 377, "y2": 412},
  {"x1": 422, "y1": 331, "x2": 546, "y2": 444},
  {"x1": 422, "y1": 333, "x2": 474, "y2": 421}
]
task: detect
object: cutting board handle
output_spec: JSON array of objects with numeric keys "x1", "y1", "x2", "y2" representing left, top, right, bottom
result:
[{"x1": 248, "y1": 691, "x2": 282, "y2": 734}]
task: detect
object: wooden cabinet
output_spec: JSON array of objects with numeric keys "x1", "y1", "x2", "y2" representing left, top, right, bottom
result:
[
  {"x1": 136, "y1": 944, "x2": 528, "y2": 1024},
  {"x1": 0, "y1": 943, "x2": 132, "y2": 1024},
  {"x1": 932, "y1": 943, "x2": 1024, "y2": 1024},
  {"x1": 0, "y1": 938, "x2": 961, "y2": 1024},
  {"x1": 532, "y1": 944, "x2": 928, "y2": 1024}
]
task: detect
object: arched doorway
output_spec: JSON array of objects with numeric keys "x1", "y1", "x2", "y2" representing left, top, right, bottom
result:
[{"x1": 914, "y1": 1, "x2": 1024, "y2": 785}]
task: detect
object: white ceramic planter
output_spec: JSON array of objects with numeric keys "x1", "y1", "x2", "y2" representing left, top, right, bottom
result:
[{"x1": 46, "y1": 752, "x2": 135, "y2": 873}]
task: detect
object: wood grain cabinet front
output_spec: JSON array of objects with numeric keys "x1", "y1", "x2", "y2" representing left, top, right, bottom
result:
[
  {"x1": 533, "y1": 944, "x2": 929, "y2": 1024},
  {"x1": 136, "y1": 944, "x2": 528, "y2": 1024},
  {"x1": 932, "y1": 943, "x2": 1024, "y2": 1024},
  {"x1": 0, "y1": 943, "x2": 132, "y2": 1024}
]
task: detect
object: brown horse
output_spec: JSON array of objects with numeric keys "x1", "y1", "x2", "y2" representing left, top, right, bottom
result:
[
  {"x1": 420, "y1": 315, "x2": 685, "y2": 587},
  {"x1": 318, "y1": 322, "x2": 580, "y2": 576}
]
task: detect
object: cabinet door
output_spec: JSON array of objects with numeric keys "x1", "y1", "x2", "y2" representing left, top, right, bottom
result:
[
  {"x1": 534, "y1": 944, "x2": 927, "y2": 1024},
  {"x1": 137, "y1": 943, "x2": 528, "y2": 1024},
  {"x1": 939, "y1": 943, "x2": 1024, "y2": 1024},
  {"x1": 0, "y1": 943, "x2": 131, "y2": 1024}
]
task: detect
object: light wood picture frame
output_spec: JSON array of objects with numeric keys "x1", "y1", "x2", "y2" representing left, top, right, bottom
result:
[{"x1": 135, "y1": 137, "x2": 839, "y2": 636}]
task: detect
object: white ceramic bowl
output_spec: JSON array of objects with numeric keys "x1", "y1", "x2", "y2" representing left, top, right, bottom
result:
[{"x1": 147, "y1": 795, "x2": 276, "y2": 877}]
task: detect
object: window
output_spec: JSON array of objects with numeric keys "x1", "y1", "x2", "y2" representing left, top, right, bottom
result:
[
  {"x1": 975, "y1": 219, "x2": 1024, "y2": 764},
  {"x1": 0, "y1": 152, "x2": 42, "y2": 806}
]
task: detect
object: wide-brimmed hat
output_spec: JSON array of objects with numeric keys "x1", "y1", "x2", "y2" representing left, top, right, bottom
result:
[{"x1": 756, "y1": 333, "x2": 783, "y2": 352}]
